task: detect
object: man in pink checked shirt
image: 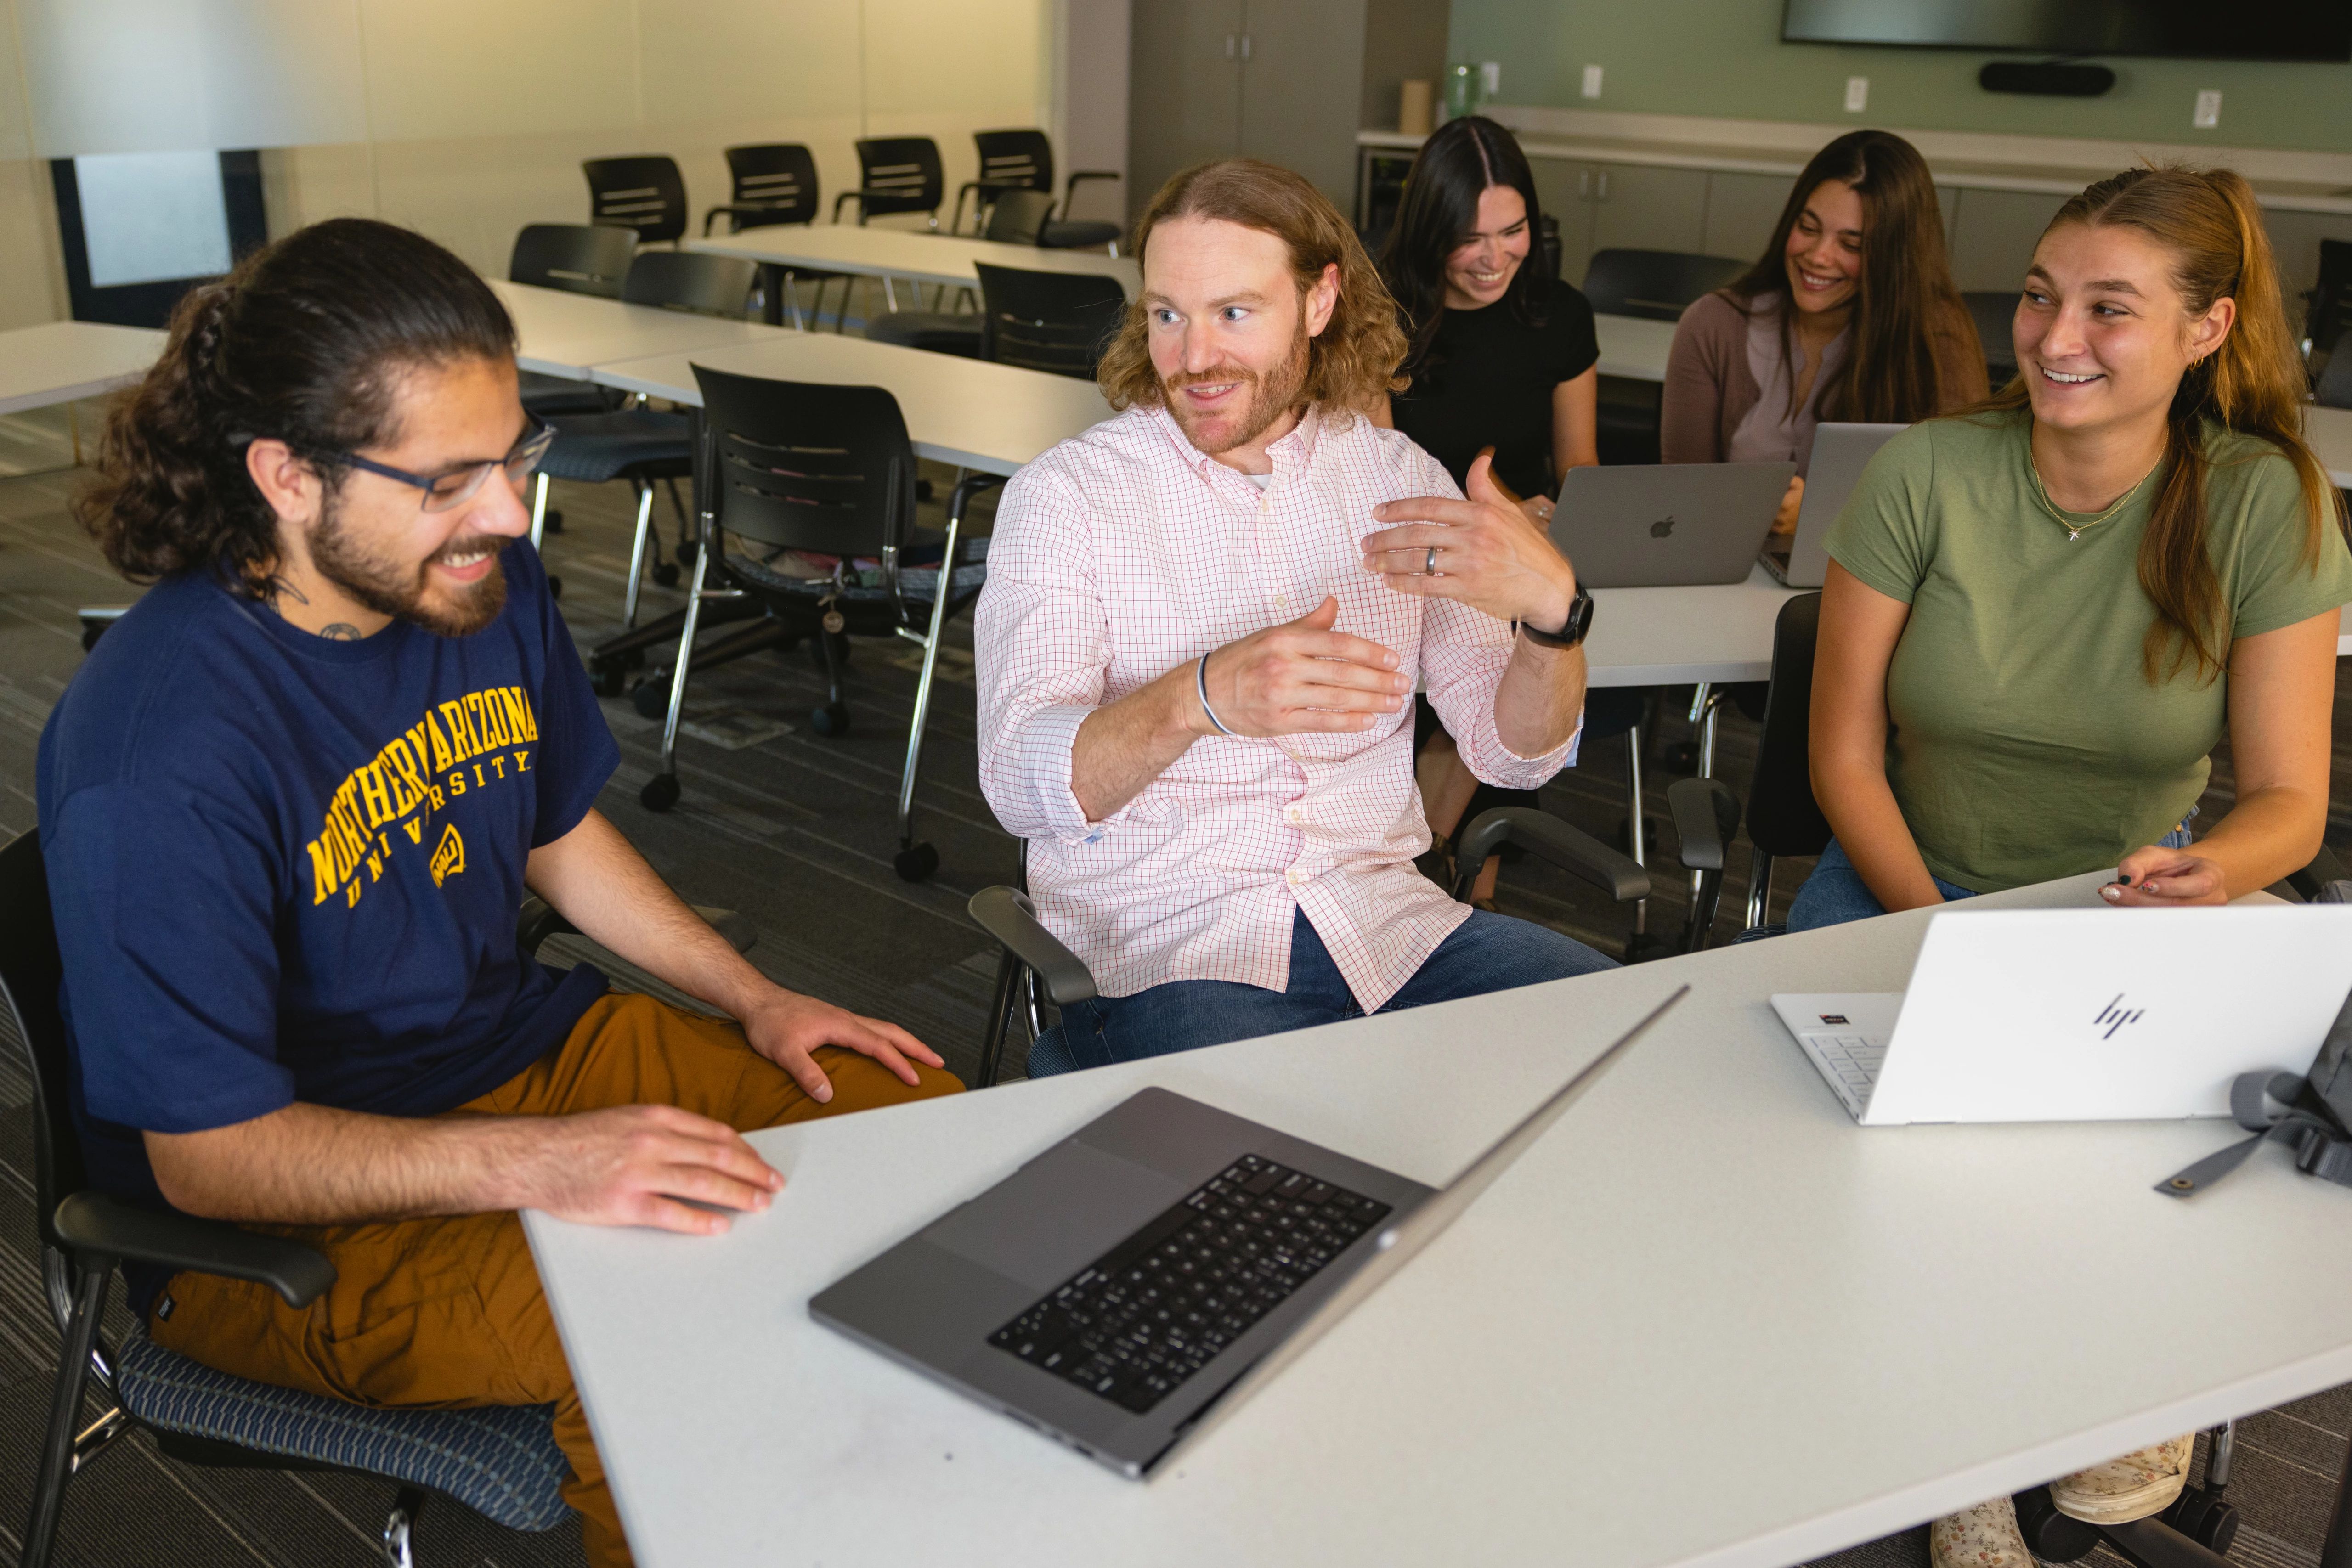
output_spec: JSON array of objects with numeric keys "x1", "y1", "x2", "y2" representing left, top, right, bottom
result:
[{"x1": 975, "y1": 158, "x2": 1613, "y2": 1075}]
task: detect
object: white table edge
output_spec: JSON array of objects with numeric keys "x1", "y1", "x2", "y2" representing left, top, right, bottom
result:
[{"x1": 0, "y1": 375, "x2": 135, "y2": 417}]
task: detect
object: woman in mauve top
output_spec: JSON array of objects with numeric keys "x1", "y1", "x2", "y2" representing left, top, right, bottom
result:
[{"x1": 1660, "y1": 129, "x2": 1985, "y2": 533}]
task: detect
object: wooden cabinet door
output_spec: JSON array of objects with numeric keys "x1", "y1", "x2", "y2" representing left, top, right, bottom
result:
[
  {"x1": 1530, "y1": 157, "x2": 1597, "y2": 287},
  {"x1": 1238, "y1": 0, "x2": 1368, "y2": 212},
  {"x1": 1700, "y1": 170, "x2": 1793, "y2": 267},
  {"x1": 1945, "y1": 186, "x2": 2070, "y2": 293},
  {"x1": 1128, "y1": 0, "x2": 1246, "y2": 220},
  {"x1": 1588, "y1": 161, "x2": 1710, "y2": 258}
]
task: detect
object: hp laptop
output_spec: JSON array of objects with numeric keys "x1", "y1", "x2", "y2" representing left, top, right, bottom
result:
[
  {"x1": 1761, "y1": 421, "x2": 1907, "y2": 587},
  {"x1": 1551, "y1": 462, "x2": 1795, "y2": 587},
  {"x1": 812, "y1": 987, "x2": 1686, "y2": 1478},
  {"x1": 1771, "y1": 907, "x2": 2352, "y2": 1125}
]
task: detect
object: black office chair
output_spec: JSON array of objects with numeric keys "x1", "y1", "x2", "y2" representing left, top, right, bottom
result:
[
  {"x1": 864, "y1": 192, "x2": 1061, "y2": 359},
  {"x1": 2318, "y1": 345, "x2": 2352, "y2": 411},
  {"x1": 0, "y1": 830, "x2": 573, "y2": 1568},
  {"x1": 699, "y1": 144, "x2": 851, "y2": 333},
  {"x1": 507, "y1": 224, "x2": 639, "y2": 550},
  {"x1": 2304, "y1": 238, "x2": 2352, "y2": 373},
  {"x1": 1963, "y1": 290, "x2": 2021, "y2": 387},
  {"x1": 533, "y1": 251, "x2": 758, "y2": 629},
  {"x1": 1583, "y1": 249, "x2": 1743, "y2": 466},
  {"x1": 834, "y1": 137, "x2": 945, "y2": 229},
  {"x1": 956, "y1": 130, "x2": 1121, "y2": 250},
  {"x1": 583, "y1": 155, "x2": 688, "y2": 247},
  {"x1": 967, "y1": 808, "x2": 1649, "y2": 1087},
  {"x1": 620, "y1": 366, "x2": 995, "y2": 883},
  {"x1": 975, "y1": 262, "x2": 1126, "y2": 378}
]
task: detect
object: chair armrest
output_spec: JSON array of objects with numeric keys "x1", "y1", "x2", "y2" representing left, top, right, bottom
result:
[
  {"x1": 1456, "y1": 807, "x2": 1649, "y2": 903},
  {"x1": 2285, "y1": 842, "x2": 2352, "y2": 902},
  {"x1": 833, "y1": 190, "x2": 872, "y2": 224},
  {"x1": 517, "y1": 897, "x2": 578, "y2": 956},
  {"x1": 1666, "y1": 778, "x2": 1741, "y2": 873},
  {"x1": 969, "y1": 886, "x2": 1097, "y2": 1007},
  {"x1": 54, "y1": 1191, "x2": 335, "y2": 1308},
  {"x1": 1061, "y1": 170, "x2": 1120, "y2": 218}
]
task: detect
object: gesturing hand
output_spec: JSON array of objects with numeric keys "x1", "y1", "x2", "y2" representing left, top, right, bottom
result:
[
  {"x1": 1195, "y1": 594, "x2": 1410, "y2": 738},
  {"x1": 1362, "y1": 452, "x2": 1579, "y2": 631},
  {"x1": 2100, "y1": 845, "x2": 2229, "y2": 907},
  {"x1": 510, "y1": 1104, "x2": 784, "y2": 1235},
  {"x1": 740, "y1": 990, "x2": 944, "y2": 1105}
]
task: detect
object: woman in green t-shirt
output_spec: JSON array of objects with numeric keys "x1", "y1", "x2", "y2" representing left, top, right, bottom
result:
[{"x1": 1795, "y1": 164, "x2": 2352, "y2": 933}]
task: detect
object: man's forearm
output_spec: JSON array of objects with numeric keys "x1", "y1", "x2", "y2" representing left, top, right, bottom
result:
[
  {"x1": 1069, "y1": 660, "x2": 1202, "y2": 822},
  {"x1": 1491, "y1": 634, "x2": 1587, "y2": 760},
  {"x1": 147, "y1": 1103, "x2": 541, "y2": 1224}
]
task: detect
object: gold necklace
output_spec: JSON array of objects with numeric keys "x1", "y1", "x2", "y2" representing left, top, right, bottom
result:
[{"x1": 2027, "y1": 451, "x2": 2162, "y2": 542}]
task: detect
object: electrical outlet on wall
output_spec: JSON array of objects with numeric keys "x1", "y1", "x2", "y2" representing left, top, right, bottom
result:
[
  {"x1": 1844, "y1": 76, "x2": 1869, "y2": 113},
  {"x1": 2194, "y1": 90, "x2": 2222, "y2": 129},
  {"x1": 1480, "y1": 61, "x2": 1501, "y2": 96},
  {"x1": 1581, "y1": 63, "x2": 1604, "y2": 99}
]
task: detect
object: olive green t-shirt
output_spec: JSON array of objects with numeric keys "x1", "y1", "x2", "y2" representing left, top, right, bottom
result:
[{"x1": 1825, "y1": 409, "x2": 2352, "y2": 893}]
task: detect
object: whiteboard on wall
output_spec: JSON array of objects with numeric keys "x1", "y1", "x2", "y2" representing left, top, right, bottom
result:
[{"x1": 74, "y1": 151, "x2": 233, "y2": 288}]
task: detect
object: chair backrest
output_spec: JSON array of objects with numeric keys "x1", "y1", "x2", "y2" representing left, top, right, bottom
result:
[
  {"x1": 972, "y1": 129, "x2": 1055, "y2": 195},
  {"x1": 976, "y1": 262, "x2": 1127, "y2": 379},
  {"x1": 693, "y1": 363, "x2": 917, "y2": 561},
  {"x1": 2317, "y1": 345, "x2": 2352, "y2": 410},
  {"x1": 508, "y1": 223, "x2": 635, "y2": 298},
  {"x1": 723, "y1": 143, "x2": 820, "y2": 228},
  {"x1": 1744, "y1": 592, "x2": 1832, "y2": 859},
  {"x1": 852, "y1": 137, "x2": 944, "y2": 221},
  {"x1": 1962, "y1": 290, "x2": 2020, "y2": 385},
  {"x1": 2306, "y1": 238, "x2": 2352, "y2": 358},
  {"x1": 620, "y1": 250, "x2": 757, "y2": 317},
  {"x1": 0, "y1": 832, "x2": 87, "y2": 1252},
  {"x1": 1538, "y1": 214, "x2": 1562, "y2": 282},
  {"x1": 981, "y1": 188, "x2": 1057, "y2": 246},
  {"x1": 1581, "y1": 248, "x2": 1745, "y2": 321},
  {"x1": 583, "y1": 156, "x2": 687, "y2": 245}
]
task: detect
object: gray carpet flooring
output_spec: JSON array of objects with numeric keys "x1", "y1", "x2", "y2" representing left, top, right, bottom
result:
[{"x1": 0, "y1": 400, "x2": 2346, "y2": 1565}]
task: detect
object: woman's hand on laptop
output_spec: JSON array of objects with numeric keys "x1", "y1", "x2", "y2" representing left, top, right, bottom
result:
[
  {"x1": 2102, "y1": 845, "x2": 2228, "y2": 907},
  {"x1": 1363, "y1": 453, "x2": 1579, "y2": 633}
]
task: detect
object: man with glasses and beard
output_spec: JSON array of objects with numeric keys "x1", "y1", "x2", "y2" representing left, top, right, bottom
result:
[
  {"x1": 976, "y1": 159, "x2": 1613, "y2": 1077},
  {"x1": 37, "y1": 219, "x2": 956, "y2": 1567}
]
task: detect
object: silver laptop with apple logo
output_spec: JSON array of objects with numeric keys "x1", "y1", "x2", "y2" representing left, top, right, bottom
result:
[
  {"x1": 1762, "y1": 422, "x2": 1908, "y2": 588},
  {"x1": 1549, "y1": 461, "x2": 1795, "y2": 588}
]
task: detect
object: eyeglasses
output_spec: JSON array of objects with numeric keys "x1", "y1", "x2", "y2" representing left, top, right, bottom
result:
[{"x1": 289, "y1": 414, "x2": 557, "y2": 514}]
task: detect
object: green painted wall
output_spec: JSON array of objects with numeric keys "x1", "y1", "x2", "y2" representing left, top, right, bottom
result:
[{"x1": 1447, "y1": 0, "x2": 2352, "y2": 154}]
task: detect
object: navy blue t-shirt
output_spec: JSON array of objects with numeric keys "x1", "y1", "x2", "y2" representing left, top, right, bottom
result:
[{"x1": 36, "y1": 541, "x2": 617, "y2": 1287}]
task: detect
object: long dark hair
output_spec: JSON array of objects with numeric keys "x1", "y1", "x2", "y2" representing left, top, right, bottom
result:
[
  {"x1": 1377, "y1": 115, "x2": 1548, "y2": 384},
  {"x1": 77, "y1": 217, "x2": 515, "y2": 588},
  {"x1": 1978, "y1": 167, "x2": 2341, "y2": 684},
  {"x1": 1724, "y1": 129, "x2": 1973, "y2": 424}
]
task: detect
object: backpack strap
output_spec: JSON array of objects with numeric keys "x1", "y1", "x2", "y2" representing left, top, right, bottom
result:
[{"x1": 2158, "y1": 1071, "x2": 2352, "y2": 1198}]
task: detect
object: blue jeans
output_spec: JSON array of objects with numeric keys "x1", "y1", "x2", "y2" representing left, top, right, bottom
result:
[
  {"x1": 1786, "y1": 821, "x2": 2198, "y2": 932},
  {"x1": 1024, "y1": 906, "x2": 1616, "y2": 1077}
]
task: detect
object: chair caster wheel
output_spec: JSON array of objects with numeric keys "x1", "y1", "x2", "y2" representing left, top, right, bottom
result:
[
  {"x1": 894, "y1": 842, "x2": 939, "y2": 882},
  {"x1": 629, "y1": 681, "x2": 671, "y2": 720},
  {"x1": 639, "y1": 773, "x2": 680, "y2": 812},
  {"x1": 591, "y1": 666, "x2": 627, "y2": 698},
  {"x1": 2161, "y1": 1485, "x2": 2238, "y2": 1554},
  {"x1": 811, "y1": 702, "x2": 850, "y2": 737},
  {"x1": 677, "y1": 540, "x2": 698, "y2": 572},
  {"x1": 547, "y1": 574, "x2": 563, "y2": 600},
  {"x1": 2011, "y1": 1487, "x2": 2100, "y2": 1564},
  {"x1": 652, "y1": 561, "x2": 680, "y2": 588},
  {"x1": 916, "y1": 478, "x2": 934, "y2": 502},
  {"x1": 542, "y1": 508, "x2": 565, "y2": 535}
]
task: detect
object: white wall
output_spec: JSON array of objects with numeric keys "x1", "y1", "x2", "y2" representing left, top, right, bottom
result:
[
  {"x1": 0, "y1": 0, "x2": 1057, "y2": 316},
  {"x1": 1051, "y1": 0, "x2": 1130, "y2": 228}
]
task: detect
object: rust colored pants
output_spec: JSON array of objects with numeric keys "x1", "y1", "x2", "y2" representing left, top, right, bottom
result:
[{"x1": 147, "y1": 991, "x2": 962, "y2": 1566}]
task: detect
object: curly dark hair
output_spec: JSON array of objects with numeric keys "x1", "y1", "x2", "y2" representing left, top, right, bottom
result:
[{"x1": 76, "y1": 217, "x2": 515, "y2": 588}]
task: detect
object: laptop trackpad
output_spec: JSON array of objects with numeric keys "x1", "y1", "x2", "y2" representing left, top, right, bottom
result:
[{"x1": 921, "y1": 1140, "x2": 1190, "y2": 1292}]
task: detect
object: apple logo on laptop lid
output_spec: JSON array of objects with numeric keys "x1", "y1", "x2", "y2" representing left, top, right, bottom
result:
[{"x1": 1650, "y1": 515, "x2": 1676, "y2": 539}]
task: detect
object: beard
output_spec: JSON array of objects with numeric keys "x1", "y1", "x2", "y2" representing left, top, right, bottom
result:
[
  {"x1": 308, "y1": 490, "x2": 508, "y2": 638},
  {"x1": 1161, "y1": 313, "x2": 1312, "y2": 456}
]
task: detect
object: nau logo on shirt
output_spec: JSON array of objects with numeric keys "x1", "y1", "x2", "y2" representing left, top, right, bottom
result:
[{"x1": 304, "y1": 684, "x2": 539, "y2": 909}]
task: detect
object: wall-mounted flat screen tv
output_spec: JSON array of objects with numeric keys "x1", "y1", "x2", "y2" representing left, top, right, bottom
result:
[{"x1": 1781, "y1": 0, "x2": 2352, "y2": 63}]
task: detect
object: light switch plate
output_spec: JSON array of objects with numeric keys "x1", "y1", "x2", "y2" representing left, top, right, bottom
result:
[
  {"x1": 1480, "y1": 61, "x2": 1501, "y2": 96},
  {"x1": 1844, "y1": 76, "x2": 1869, "y2": 113},
  {"x1": 1581, "y1": 63, "x2": 1604, "y2": 99},
  {"x1": 2194, "y1": 90, "x2": 2222, "y2": 129}
]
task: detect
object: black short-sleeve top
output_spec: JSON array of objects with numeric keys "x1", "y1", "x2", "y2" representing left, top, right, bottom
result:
[{"x1": 1388, "y1": 284, "x2": 1601, "y2": 502}]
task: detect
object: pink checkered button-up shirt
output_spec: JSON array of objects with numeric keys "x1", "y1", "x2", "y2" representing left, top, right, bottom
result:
[{"x1": 975, "y1": 402, "x2": 1581, "y2": 1011}]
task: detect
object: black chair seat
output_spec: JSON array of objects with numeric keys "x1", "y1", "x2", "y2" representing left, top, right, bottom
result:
[
  {"x1": 540, "y1": 410, "x2": 692, "y2": 484},
  {"x1": 723, "y1": 533, "x2": 989, "y2": 609},
  {"x1": 519, "y1": 372, "x2": 611, "y2": 418},
  {"x1": 864, "y1": 313, "x2": 983, "y2": 358},
  {"x1": 1039, "y1": 218, "x2": 1120, "y2": 250}
]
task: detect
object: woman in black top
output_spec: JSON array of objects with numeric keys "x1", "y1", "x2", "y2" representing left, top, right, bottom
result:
[{"x1": 1377, "y1": 115, "x2": 1601, "y2": 901}]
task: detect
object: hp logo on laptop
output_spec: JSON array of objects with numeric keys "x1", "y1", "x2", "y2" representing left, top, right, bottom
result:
[{"x1": 2092, "y1": 994, "x2": 2146, "y2": 1040}]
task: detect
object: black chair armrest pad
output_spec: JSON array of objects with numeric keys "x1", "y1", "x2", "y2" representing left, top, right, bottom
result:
[
  {"x1": 2286, "y1": 842, "x2": 2352, "y2": 902},
  {"x1": 1667, "y1": 778, "x2": 1741, "y2": 873},
  {"x1": 54, "y1": 1192, "x2": 335, "y2": 1308},
  {"x1": 970, "y1": 886, "x2": 1097, "y2": 1007},
  {"x1": 1456, "y1": 807, "x2": 1650, "y2": 903},
  {"x1": 517, "y1": 897, "x2": 579, "y2": 956}
]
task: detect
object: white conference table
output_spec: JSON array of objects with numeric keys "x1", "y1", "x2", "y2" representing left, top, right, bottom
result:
[
  {"x1": 526, "y1": 869, "x2": 2352, "y2": 1568},
  {"x1": 0, "y1": 320, "x2": 165, "y2": 416},
  {"x1": 1594, "y1": 310, "x2": 1676, "y2": 382},
  {"x1": 688, "y1": 226, "x2": 1141, "y2": 301},
  {"x1": 590, "y1": 333, "x2": 1113, "y2": 477},
  {"x1": 1587, "y1": 562, "x2": 1796, "y2": 686},
  {"x1": 489, "y1": 279, "x2": 787, "y2": 382}
]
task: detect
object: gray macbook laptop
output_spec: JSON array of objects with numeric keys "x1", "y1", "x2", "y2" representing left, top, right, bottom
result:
[
  {"x1": 1761, "y1": 421, "x2": 1907, "y2": 587},
  {"x1": 810, "y1": 987, "x2": 1686, "y2": 1479},
  {"x1": 1550, "y1": 462, "x2": 1793, "y2": 587}
]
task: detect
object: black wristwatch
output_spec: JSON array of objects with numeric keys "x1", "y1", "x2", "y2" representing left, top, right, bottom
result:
[{"x1": 1518, "y1": 586, "x2": 1594, "y2": 649}]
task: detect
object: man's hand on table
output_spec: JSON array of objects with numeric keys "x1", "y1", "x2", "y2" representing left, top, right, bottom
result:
[
  {"x1": 503, "y1": 1104, "x2": 785, "y2": 1235},
  {"x1": 1362, "y1": 453, "x2": 1580, "y2": 633},
  {"x1": 1197, "y1": 595, "x2": 1411, "y2": 736}
]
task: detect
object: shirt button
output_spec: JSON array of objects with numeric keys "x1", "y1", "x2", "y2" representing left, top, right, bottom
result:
[
  {"x1": 1272, "y1": 594, "x2": 1287, "y2": 609},
  {"x1": 1286, "y1": 867, "x2": 1306, "y2": 886},
  {"x1": 1285, "y1": 805, "x2": 1304, "y2": 824}
]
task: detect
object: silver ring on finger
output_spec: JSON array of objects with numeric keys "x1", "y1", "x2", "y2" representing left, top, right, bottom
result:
[{"x1": 1424, "y1": 545, "x2": 1439, "y2": 576}]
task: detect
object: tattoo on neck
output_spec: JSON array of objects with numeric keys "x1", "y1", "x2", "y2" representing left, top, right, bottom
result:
[
  {"x1": 259, "y1": 575, "x2": 308, "y2": 616},
  {"x1": 320, "y1": 623, "x2": 361, "y2": 641}
]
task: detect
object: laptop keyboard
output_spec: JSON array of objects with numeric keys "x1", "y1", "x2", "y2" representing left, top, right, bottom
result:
[
  {"x1": 987, "y1": 1153, "x2": 1391, "y2": 1416},
  {"x1": 1801, "y1": 1032, "x2": 1886, "y2": 1116}
]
